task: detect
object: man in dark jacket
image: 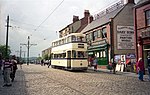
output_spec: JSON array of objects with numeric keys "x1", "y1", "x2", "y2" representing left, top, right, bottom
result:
[{"x1": 10, "y1": 55, "x2": 18, "y2": 82}]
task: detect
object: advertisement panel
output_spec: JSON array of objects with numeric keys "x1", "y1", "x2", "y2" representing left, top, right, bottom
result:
[{"x1": 117, "y1": 26, "x2": 134, "y2": 49}]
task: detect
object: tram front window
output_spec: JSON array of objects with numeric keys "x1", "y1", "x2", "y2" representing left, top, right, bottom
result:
[{"x1": 78, "y1": 51, "x2": 84, "y2": 58}]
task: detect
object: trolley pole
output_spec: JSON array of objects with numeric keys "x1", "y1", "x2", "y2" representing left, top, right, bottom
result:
[{"x1": 20, "y1": 36, "x2": 36, "y2": 65}]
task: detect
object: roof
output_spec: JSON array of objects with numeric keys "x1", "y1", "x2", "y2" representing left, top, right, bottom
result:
[
  {"x1": 81, "y1": 6, "x2": 125, "y2": 33},
  {"x1": 136, "y1": 0, "x2": 150, "y2": 6}
]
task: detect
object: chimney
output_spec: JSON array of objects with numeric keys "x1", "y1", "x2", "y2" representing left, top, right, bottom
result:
[
  {"x1": 88, "y1": 16, "x2": 93, "y2": 23},
  {"x1": 73, "y1": 15, "x2": 79, "y2": 23},
  {"x1": 126, "y1": 0, "x2": 134, "y2": 4},
  {"x1": 84, "y1": 10, "x2": 90, "y2": 17}
]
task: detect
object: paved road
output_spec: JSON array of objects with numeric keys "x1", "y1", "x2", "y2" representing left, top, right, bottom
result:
[{"x1": 0, "y1": 64, "x2": 150, "y2": 95}]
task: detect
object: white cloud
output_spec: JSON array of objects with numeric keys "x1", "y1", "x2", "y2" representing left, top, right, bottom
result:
[{"x1": 0, "y1": 0, "x2": 138, "y2": 57}]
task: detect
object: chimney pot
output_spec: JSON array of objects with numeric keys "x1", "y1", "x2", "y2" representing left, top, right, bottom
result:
[
  {"x1": 127, "y1": 0, "x2": 134, "y2": 4},
  {"x1": 84, "y1": 10, "x2": 90, "y2": 17},
  {"x1": 73, "y1": 15, "x2": 79, "y2": 23}
]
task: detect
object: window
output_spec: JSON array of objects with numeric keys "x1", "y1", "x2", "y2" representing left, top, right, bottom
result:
[
  {"x1": 71, "y1": 35, "x2": 76, "y2": 42},
  {"x1": 67, "y1": 36, "x2": 71, "y2": 42},
  {"x1": 93, "y1": 31, "x2": 98, "y2": 41},
  {"x1": 86, "y1": 34, "x2": 90, "y2": 41},
  {"x1": 72, "y1": 50, "x2": 76, "y2": 58},
  {"x1": 146, "y1": 10, "x2": 150, "y2": 26},
  {"x1": 77, "y1": 51, "x2": 84, "y2": 58},
  {"x1": 90, "y1": 32, "x2": 93, "y2": 41},
  {"x1": 102, "y1": 28, "x2": 107, "y2": 38},
  {"x1": 97, "y1": 30, "x2": 101, "y2": 38}
]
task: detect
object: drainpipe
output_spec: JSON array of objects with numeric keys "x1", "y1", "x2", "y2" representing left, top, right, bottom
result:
[
  {"x1": 134, "y1": 8, "x2": 138, "y2": 61},
  {"x1": 109, "y1": 18, "x2": 114, "y2": 62}
]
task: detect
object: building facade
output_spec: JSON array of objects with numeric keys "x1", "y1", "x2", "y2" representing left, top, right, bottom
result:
[
  {"x1": 81, "y1": 0, "x2": 135, "y2": 69},
  {"x1": 59, "y1": 10, "x2": 93, "y2": 38},
  {"x1": 42, "y1": 47, "x2": 51, "y2": 59},
  {"x1": 134, "y1": 0, "x2": 150, "y2": 67}
]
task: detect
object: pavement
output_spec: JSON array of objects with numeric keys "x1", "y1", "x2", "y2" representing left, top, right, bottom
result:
[{"x1": 88, "y1": 66, "x2": 149, "y2": 78}]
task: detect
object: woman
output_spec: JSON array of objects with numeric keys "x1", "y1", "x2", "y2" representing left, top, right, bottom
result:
[{"x1": 137, "y1": 58, "x2": 145, "y2": 81}]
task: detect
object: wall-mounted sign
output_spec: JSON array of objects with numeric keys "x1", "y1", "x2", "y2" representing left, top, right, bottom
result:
[
  {"x1": 141, "y1": 28, "x2": 150, "y2": 38},
  {"x1": 117, "y1": 26, "x2": 134, "y2": 49}
]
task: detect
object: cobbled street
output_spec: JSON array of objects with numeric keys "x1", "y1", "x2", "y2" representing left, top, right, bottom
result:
[{"x1": 0, "y1": 64, "x2": 150, "y2": 95}]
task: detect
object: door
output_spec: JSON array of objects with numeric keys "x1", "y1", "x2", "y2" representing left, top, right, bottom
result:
[{"x1": 67, "y1": 51, "x2": 71, "y2": 68}]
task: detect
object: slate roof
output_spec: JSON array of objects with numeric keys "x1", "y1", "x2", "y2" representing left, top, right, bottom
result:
[{"x1": 81, "y1": 5, "x2": 125, "y2": 33}]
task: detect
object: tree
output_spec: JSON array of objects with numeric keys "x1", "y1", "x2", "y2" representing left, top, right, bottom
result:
[{"x1": 0, "y1": 44, "x2": 11, "y2": 58}]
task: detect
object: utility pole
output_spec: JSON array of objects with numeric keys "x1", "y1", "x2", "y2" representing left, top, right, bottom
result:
[
  {"x1": 20, "y1": 36, "x2": 36, "y2": 65},
  {"x1": 20, "y1": 46, "x2": 22, "y2": 62},
  {"x1": 5, "y1": 15, "x2": 9, "y2": 58}
]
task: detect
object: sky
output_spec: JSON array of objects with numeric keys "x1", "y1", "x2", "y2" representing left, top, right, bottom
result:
[{"x1": 0, "y1": 0, "x2": 139, "y2": 57}]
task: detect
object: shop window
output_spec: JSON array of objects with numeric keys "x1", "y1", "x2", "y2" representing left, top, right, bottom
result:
[{"x1": 146, "y1": 10, "x2": 150, "y2": 26}]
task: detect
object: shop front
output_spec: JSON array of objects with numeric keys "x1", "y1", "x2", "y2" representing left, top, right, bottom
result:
[
  {"x1": 87, "y1": 40, "x2": 109, "y2": 68},
  {"x1": 137, "y1": 27, "x2": 150, "y2": 69}
]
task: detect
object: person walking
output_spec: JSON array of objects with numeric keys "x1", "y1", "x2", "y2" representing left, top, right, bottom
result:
[
  {"x1": 137, "y1": 58, "x2": 145, "y2": 81},
  {"x1": 3, "y1": 58, "x2": 13, "y2": 87},
  {"x1": 10, "y1": 55, "x2": 18, "y2": 82},
  {"x1": 0, "y1": 54, "x2": 3, "y2": 75},
  {"x1": 147, "y1": 55, "x2": 150, "y2": 81},
  {"x1": 93, "y1": 57, "x2": 98, "y2": 71}
]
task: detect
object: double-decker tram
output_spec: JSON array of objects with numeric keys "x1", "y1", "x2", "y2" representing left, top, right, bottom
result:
[{"x1": 51, "y1": 33, "x2": 88, "y2": 70}]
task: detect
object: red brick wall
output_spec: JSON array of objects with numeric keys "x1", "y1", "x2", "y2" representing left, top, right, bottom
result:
[{"x1": 136, "y1": 4, "x2": 150, "y2": 29}]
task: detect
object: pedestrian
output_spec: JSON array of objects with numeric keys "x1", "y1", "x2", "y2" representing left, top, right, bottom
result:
[
  {"x1": 112, "y1": 61, "x2": 117, "y2": 74},
  {"x1": 3, "y1": 58, "x2": 13, "y2": 87},
  {"x1": 137, "y1": 58, "x2": 145, "y2": 81},
  {"x1": 147, "y1": 55, "x2": 150, "y2": 81},
  {"x1": 10, "y1": 55, "x2": 18, "y2": 82},
  {"x1": 88, "y1": 56, "x2": 92, "y2": 67},
  {"x1": 48, "y1": 60, "x2": 51, "y2": 68},
  {"x1": 41, "y1": 59, "x2": 44, "y2": 66},
  {"x1": 0, "y1": 54, "x2": 3, "y2": 75},
  {"x1": 93, "y1": 57, "x2": 98, "y2": 71}
]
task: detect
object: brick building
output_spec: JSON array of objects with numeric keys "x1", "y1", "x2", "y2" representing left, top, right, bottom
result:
[
  {"x1": 134, "y1": 0, "x2": 150, "y2": 67},
  {"x1": 59, "y1": 10, "x2": 93, "y2": 38},
  {"x1": 42, "y1": 47, "x2": 51, "y2": 59},
  {"x1": 81, "y1": 0, "x2": 135, "y2": 69}
]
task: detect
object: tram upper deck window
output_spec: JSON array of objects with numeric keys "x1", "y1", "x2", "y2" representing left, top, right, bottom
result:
[
  {"x1": 71, "y1": 35, "x2": 76, "y2": 42},
  {"x1": 74, "y1": 36, "x2": 85, "y2": 42}
]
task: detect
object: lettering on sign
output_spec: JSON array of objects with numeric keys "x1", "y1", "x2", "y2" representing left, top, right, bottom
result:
[{"x1": 117, "y1": 26, "x2": 134, "y2": 49}]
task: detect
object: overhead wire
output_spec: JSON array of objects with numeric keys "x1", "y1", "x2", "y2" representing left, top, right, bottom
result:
[{"x1": 34, "y1": 0, "x2": 65, "y2": 31}]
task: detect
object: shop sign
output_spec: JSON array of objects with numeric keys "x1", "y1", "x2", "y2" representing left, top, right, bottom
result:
[
  {"x1": 126, "y1": 53, "x2": 136, "y2": 59},
  {"x1": 117, "y1": 26, "x2": 134, "y2": 49},
  {"x1": 141, "y1": 28, "x2": 150, "y2": 38},
  {"x1": 91, "y1": 40, "x2": 106, "y2": 46}
]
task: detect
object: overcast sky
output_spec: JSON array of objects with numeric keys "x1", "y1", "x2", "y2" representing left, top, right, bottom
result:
[{"x1": 0, "y1": 0, "x2": 139, "y2": 57}]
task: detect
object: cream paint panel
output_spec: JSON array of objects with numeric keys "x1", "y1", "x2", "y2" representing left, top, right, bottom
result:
[
  {"x1": 71, "y1": 60, "x2": 88, "y2": 67},
  {"x1": 51, "y1": 60, "x2": 67, "y2": 67}
]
